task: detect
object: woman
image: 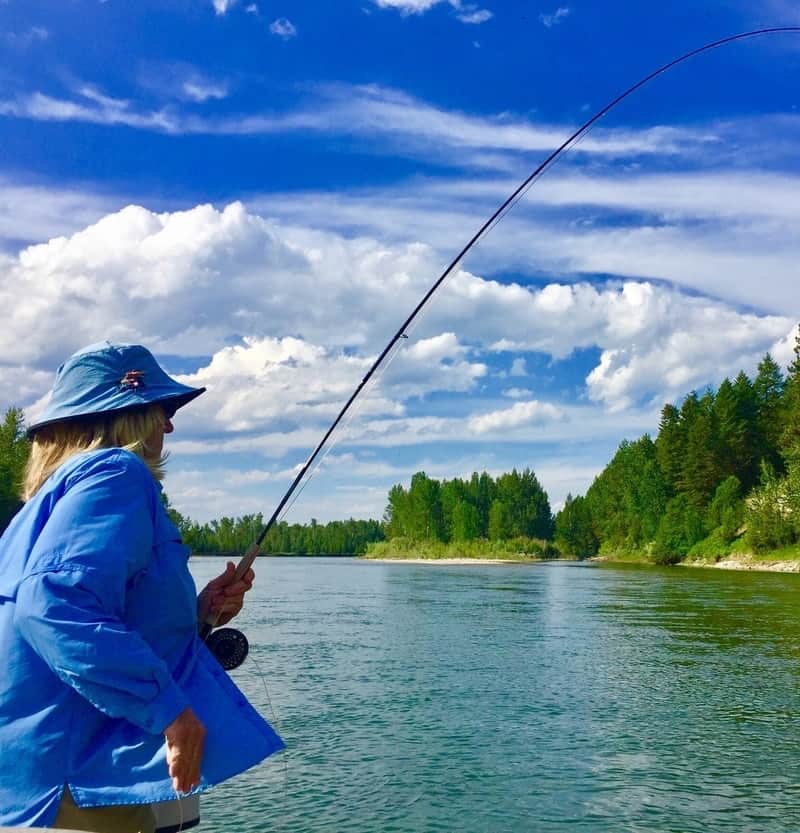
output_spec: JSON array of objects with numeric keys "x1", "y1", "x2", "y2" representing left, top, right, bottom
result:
[{"x1": 0, "y1": 342, "x2": 284, "y2": 832}]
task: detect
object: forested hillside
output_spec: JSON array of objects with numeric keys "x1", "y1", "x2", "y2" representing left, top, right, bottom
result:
[{"x1": 555, "y1": 335, "x2": 800, "y2": 564}]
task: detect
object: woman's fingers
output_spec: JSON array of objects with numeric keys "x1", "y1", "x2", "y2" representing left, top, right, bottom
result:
[
  {"x1": 164, "y1": 708, "x2": 206, "y2": 793},
  {"x1": 200, "y1": 566, "x2": 255, "y2": 625}
]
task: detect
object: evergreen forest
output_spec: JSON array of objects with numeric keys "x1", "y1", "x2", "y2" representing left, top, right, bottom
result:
[{"x1": 555, "y1": 339, "x2": 800, "y2": 563}]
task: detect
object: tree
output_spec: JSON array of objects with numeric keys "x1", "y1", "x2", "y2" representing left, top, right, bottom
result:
[
  {"x1": 495, "y1": 468, "x2": 553, "y2": 539},
  {"x1": 652, "y1": 494, "x2": 706, "y2": 564},
  {"x1": 680, "y1": 394, "x2": 721, "y2": 509},
  {"x1": 406, "y1": 472, "x2": 445, "y2": 541},
  {"x1": 753, "y1": 353, "x2": 785, "y2": 472},
  {"x1": 781, "y1": 328, "x2": 800, "y2": 459},
  {"x1": 656, "y1": 404, "x2": 684, "y2": 494},
  {"x1": 488, "y1": 500, "x2": 512, "y2": 540},
  {"x1": 555, "y1": 494, "x2": 598, "y2": 559},
  {"x1": 0, "y1": 407, "x2": 30, "y2": 533},
  {"x1": 706, "y1": 475, "x2": 743, "y2": 544},
  {"x1": 450, "y1": 499, "x2": 482, "y2": 541},
  {"x1": 746, "y1": 461, "x2": 796, "y2": 552}
]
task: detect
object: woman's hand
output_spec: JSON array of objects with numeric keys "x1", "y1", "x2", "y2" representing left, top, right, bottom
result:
[
  {"x1": 197, "y1": 561, "x2": 255, "y2": 627},
  {"x1": 164, "y1": 707, "x2": 206, "y2": 794}
]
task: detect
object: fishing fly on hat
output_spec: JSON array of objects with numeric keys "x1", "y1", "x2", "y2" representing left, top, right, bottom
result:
[{"x1": 27, "y1": 341, "x2": 205, "y2": 433}]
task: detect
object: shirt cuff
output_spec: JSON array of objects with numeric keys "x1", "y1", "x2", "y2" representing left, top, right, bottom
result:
[{"x1": 138, "y1": 678, "x2": 190, "y2": 735}]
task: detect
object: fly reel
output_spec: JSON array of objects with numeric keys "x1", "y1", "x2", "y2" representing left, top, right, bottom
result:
[{"x1": 206, "y1": 627, "x2": 249, "y2": 670}]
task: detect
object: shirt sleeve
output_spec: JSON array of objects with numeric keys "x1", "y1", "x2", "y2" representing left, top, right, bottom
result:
[{"x1": 14, "y1": 451, "x2": 189, "y2": 735}]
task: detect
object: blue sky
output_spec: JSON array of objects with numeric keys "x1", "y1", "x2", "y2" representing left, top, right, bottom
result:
[{"x1": 1, "y1": 0, "x2": 799, "y2": 524}]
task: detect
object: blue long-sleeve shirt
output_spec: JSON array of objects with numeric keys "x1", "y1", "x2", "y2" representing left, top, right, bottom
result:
[{"x1": 0, "y1": 448, "x2": 284, "y2": 828}]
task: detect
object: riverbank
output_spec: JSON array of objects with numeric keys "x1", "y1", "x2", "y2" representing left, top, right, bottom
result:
[
  {"x1": 592, "y1": 552, "x2": 800, "y2": 573},
  {"x1": 364, "y1": 557, "x2": 541, "y2": 565}
]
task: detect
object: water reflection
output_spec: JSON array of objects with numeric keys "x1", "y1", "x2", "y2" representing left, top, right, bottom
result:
[{"x1": 190, "y1": 557, "x2": 800, "y2": 833}]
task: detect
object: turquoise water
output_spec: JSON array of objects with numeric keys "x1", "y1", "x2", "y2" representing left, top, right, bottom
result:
[{"x1": 190, "y1": 557, "x2": 800, "y2": 832}]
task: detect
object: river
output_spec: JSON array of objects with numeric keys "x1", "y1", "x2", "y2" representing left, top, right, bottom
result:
[{"x1": 189, "y1": 556, "x2": 800, "y2": 832}]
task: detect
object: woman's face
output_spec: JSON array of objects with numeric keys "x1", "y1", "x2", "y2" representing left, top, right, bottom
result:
[{"x1": 146, "y1": 407, "x2": 174, "y2": 457}]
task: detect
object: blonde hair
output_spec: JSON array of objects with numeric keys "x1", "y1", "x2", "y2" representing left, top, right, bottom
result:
[{"x1": 23, "y1": 405, "x2": 169, "y2": 500}]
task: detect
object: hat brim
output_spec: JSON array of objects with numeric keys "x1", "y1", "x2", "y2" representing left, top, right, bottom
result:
[{"x1": 27, "y1": 387, "x2": 206, "y2": 435}]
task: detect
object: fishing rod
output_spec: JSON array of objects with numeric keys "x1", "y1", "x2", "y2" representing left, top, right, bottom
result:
[{"x1": 201, "y1": 26, "x2": 800, "y2": 666}]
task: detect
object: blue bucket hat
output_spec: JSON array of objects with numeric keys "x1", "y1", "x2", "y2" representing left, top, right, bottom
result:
[{"x1": 28, "y1": 342, "x2": 206, "y2": 433}]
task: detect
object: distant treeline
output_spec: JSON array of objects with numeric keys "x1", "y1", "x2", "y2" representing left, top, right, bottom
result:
[
  {"x1": 554, "y1": 338, "x2": 800, "y2": 564},
  {"x1": 166, "y1": 508, "x2": 385, "y2": 556}
]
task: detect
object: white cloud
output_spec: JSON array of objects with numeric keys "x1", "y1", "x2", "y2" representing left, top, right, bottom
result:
[
  {"x1": 510, "y1": 358, "x2": 527, "y2": 376},
  {"x1": 269, "y1": 18, "x2": 297, "y2": 39},
  {"x1": 3, "y1": 199, "x2": 797, "y2": 523},
  {"x1": 372, "y1": 0, "x2": 492, "y2": 24},
  {"x1": 4, "y1": 201, "x2": 794, "y2": 422},
  {"x1": 770, "y1": 324, "x2": 800, "y2": 369},
  {"x1": 0, "y1": 179, "x2": 123, "y2": 249},
  {"x1": 181, "y1": 79, "x2": 229, "y2": 103},
  {"x1": 372, "y1": 0, "x2": 442, "y2": 13},
  {"x1": 0, "y1": 81, "x2": 724, "y2": 164},
  {"x1": 213, "y1": 0, "x2": 237, "y2": 14},
  {"x1": 5, "y1": 26, "x2": 49, "y2": 48},
  {"x1": 539, "y1": 7, "x2": 570, "y2": 27},
  {"x1": 456, "y1": 3, "x2": 494, "y2": 25},
  {"x1": 245, "y1": 3, "x2": 258, "y2": 12},
  {"x1": 468, "y1": 401, "x2": 565, "y2": 434}
]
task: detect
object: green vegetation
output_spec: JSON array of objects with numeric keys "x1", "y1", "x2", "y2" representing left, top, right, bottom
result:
[
  {"x1": 372, "y1": 467, "x2": 555, "y2": 561},
  {"x1": 366, "y1": 536, "x2": 559, "y2": 561},
  {"x1": 166, "y1": 505, "x2": 384, "y2": 556},
  {"x1": 0, "y1": 408, "x2": 29, "y2": 532},
  {"x1": 555, "y1": 334, "x2": 800, "y2": 565}
]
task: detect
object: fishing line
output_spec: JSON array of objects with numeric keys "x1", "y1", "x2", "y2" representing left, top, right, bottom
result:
[
  {"x1": 201, "y1": 25, "x2": 800, "y2": 641},
  {"x1": 274, "y1": 327, "x2": 423, "y2": 523}
]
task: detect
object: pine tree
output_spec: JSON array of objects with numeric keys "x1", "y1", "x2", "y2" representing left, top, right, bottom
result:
[
  {"x1": 781, "y1": 327, "x2": 800, "y2": 460},
  {"x1": 680, "y1": 394, "x2": 721, "y2": 509},
  {"x1": 753, "y1": 353, "x2": 785, "y2": 471},
  {"x1": 656, "y1": 403, "x2": 684, "y2": 494},
  {"x1": 0, "y1": 407, "x2": 30, "y2": 533}
]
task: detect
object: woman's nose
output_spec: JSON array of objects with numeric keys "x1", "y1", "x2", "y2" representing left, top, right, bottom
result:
[{"x1": 164, "y1": 418, "x2": 175, "y2": 434}]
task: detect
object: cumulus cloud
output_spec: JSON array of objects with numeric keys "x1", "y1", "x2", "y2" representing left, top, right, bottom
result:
[
  {"x1": 4, "y1": 201, "x2": 794, "y2": 424},
  {"x1": 539, "y1": 7, "x2": 570, "y2": 27},
  {"x1": 4, "y1": 198, "x2": 796, "y2": 526},
  {"x1": 770, "y1": 323, "x2": 800, "y2": 369},
  {"x1": 269, "y1": 17, "x2": 297, "y2": 39},
  {"x1": 468, "y1": 401, "x2": 565, "y2": 434}
]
